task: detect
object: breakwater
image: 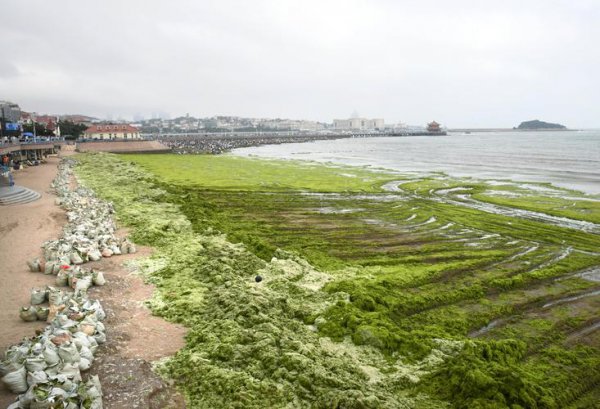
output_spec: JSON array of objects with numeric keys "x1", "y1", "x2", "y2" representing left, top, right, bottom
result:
[{"x1": 148, "y1": 131, "x2": 445, "y2": 154}]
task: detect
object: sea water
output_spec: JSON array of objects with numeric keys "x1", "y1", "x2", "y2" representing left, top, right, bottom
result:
[{"x1": 233, "y1": 130, "x2": 600, "y2": 194}]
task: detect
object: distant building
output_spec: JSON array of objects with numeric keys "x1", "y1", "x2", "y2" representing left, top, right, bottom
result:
[
  {"x1": 333, "y1": 118, "x2": 384, "y2": 131},
  {"x1": 62, "y1": 115, "x2": 96, "y2": 126},
  {"x1": 32, "y1": 115, "x2": 58, "y2": 131},
  {"x1": 427, "y1": 121, "x2": 442, "y2": 132},
  {"x1": 0, "y1": 101, "x2": 21, "y2": 123},
  {"x1": 83, "y1": 124, "x2": 141, "y2": 140},
  {"x1": 204, "y1": 118, "x2": 220, "y2": 129}
]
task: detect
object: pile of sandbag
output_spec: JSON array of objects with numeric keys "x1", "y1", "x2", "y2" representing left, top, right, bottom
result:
[
  {"x1": 2, "y1": 295, "x2": 105, "y2": 408},
  {"x1": 3, "y1": 159, "x2": 119, "y2": 408},
  {"x1": 37, "y1": 159, "x2": 135, "y2": 271},
  {"x1": 20, "y1": 266, "x2": 106, "y2": 323}
]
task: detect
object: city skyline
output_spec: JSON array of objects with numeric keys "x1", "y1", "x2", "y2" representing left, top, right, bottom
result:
[{"x1": 1, "y1": 1, "x2": 599, "y2": 128}]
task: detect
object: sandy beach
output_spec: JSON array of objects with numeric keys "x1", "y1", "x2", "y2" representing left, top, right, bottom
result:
[
  {"x1": 0, "y1": 156, "x2": 66, "y2": 352},
  {"x1": 0, "y1": 154, "x2": 187, "y2": 408}
]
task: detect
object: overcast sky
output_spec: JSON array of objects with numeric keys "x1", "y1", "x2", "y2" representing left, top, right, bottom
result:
[{"x1": 1, "y1": 0, "x2": 599, "y2": 127}]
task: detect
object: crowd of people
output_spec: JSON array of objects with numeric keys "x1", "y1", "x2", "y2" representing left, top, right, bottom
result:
[{"x1": 2, "y1": 153, "x2": 45, "y2": 172}]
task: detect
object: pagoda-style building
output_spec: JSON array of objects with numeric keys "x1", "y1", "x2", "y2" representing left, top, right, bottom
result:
[{"x1": 427, "y1": 121, "x2": 441, "y2": 132}]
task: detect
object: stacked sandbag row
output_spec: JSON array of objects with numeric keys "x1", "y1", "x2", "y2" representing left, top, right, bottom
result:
[
  {"x1": 20, "y1": 267, "x2": 106, "y2": 323},
  {"x1": 2, "y1": 159, "x2": 121, "y2": 408},
  {"x1": 2, "y1": 296, "x2": 105, "y2": 408},
  {"x1": 40, "y1": 159, "x2": 136, "y2": 269}
]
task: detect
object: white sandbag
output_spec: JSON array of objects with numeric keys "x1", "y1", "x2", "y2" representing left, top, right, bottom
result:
[
  {"x1": 36, "y1": 307, "x2": 49, "y2": 321},
  {"x1": 55, "y1": 314, "x2": 77, "y2": 330},
  {"x1": 30, "y1": 389, "x2": 53, "y2": 409},
  {"x1": 44, "y1": 262, "x2": 56, "y2": 275},
  {"x1": 79, "y1": 345, "x2": 94, "y2": 362},
  {"x1": 79, "y1": 253, "x2": 89, "y2": 263},
  {"x1": 43, "y1": 249, "x2": 58, "y2": 263},
  {"x1": 0, "y1": 360, "x2": 23, "y2": 378},
  {"x1": 72, "y1": 332, "x2": 92, "y2": 349},
  {"x1": 60, "y1": 363, "x2": 81, "y2": 382},
  {"x1": 87, "y1": 249, "x2": 102, "y2": 261},
  {"x1": 111, "y1": 245, "x2": 122, "y2": 255},
  {"x1": 55, "y1": 271, "x2": 69, "y2": 287},
  {"x1": 80, "y1": 323, "x2": 96, "y2": 336},
  {"x1": 58, "y1": 255, "x2": 71, "y2": 266},
  {"x1": 58, "y1": 342, "x2": 80, "y2": 364},
  {"x1": 87, "y1": 335, "x2": 99, "y2": 355},
  {"x1": 19, "y1": 306, "x2": 38, "y2": 322},
  {"x1": 1, "y1": 365, "x2": 28, "y2": 393},
  {"x1": 47, "y1": 304, "x2": 65, "y2": 323},
  {"x1": 48, "y1": 374, "x2": 75, "y2": 393},
  {"x1": 30, "y1": 289, "x2": 47, "y2": 305},
  {"x1": 31, "y1": 342, "x2": 44, "y2": 355},
  {"x1": 95, "y1": 322, "x2": 105, "y2": 333},
  {"x1": 78, "y1": 357, "x2": 92, "y2": 371},
  {"x1": 49, "y1": 387, "x2": 68, "y2": 399},
  {"x1": 74, "y1": 276, "x2": 93, "y2": 297},
  {"x1": 18, "y1": 384, "x2": 37, "y2": 407},
  {"x1": 93, "y1": 331, "x2": 106, "y2": 345},
  {"x1": 47, "y1": 287, "x2": 64, "y2": 306},
  {"x1": 27, "y1": 370, "x2": 48, "y2": 386},
  {"x1": 50, "y1": 331, "x2": 72, "y2": 346},
  {"x1": 92, "y1": 271, "x2": 106, "y2": 286},
  {"x1": 83, "y1": 300, "x2": 105, "y2": 321},
  {"x1": 27, "y1": 259, "x2": 41, "y2": 273},
  {"x1": 67, "y1": 273, "x2": 76, "y2": 288},
  {"x1": 70, "y1": 252, "x2": 83, "y2": 265},
  {"x1": 25, "y1": 356, "x2": 47, "y2": 372},
  {"x1": 43, "y1": 363, "x2": 60, "y2": 377},
  {"x1": 42, "y1": 345, "x2": 60, "y2": 366},
  {"x1": 30, "y1": 400, "x2": 52, "y2": 409},
  {"x1": 83, "y1": 375, "x2": 103, "y2": 401}
]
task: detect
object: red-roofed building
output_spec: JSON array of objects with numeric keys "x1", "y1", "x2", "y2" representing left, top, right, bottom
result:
[
  {"x1": 83, "y1": 124, "x2": 141, "y2": 140},
  {"x1": 20, "y1": 113, "x2": 57, "y2": 130}
]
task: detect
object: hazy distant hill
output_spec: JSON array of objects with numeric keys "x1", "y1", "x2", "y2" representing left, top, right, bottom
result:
[{"x1": 516, "y1": 120, "x2": 567, "y2": 130}]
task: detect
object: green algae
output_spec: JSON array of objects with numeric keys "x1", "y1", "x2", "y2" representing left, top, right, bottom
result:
[
  {"x1": 74, "y1": 153, "x2": 600, "y2": 409},
  {"x1": 125, "y1": 153, "x2": 399, "y2": 193},
  {"x1": 75, "y1": 153, "x2": 447, "y2": 408}
]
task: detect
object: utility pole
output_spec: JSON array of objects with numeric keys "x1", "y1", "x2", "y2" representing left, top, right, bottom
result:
[{"x1": 32, "y1": 112, "x2": 37, "y2": 140}]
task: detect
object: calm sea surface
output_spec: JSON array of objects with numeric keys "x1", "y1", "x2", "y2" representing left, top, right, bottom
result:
[{"x1": 233, "y1": 130, "x2": 600, "y2": 194}]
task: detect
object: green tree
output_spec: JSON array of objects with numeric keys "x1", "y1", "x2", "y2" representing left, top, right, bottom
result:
[
  {"x1": 22, "y1": 123, "x2": 54, "y2": 136},
  {"x1": 58, "y1": 120, "x2": 88, "y2": 140}
]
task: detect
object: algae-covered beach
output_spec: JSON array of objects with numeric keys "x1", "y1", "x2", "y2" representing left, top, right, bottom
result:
[{"x1": 74, "y1": 153, "x2": 600, "y2": 408}]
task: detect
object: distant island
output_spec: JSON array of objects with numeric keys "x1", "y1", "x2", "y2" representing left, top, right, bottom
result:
[{"x1": 516, "y1": 120, "x2": 567, "y2": 130}]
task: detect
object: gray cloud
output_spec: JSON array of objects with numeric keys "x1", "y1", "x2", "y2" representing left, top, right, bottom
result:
[{"x1": 1, "y1": 0, "x2": 598, "y2": 127}]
